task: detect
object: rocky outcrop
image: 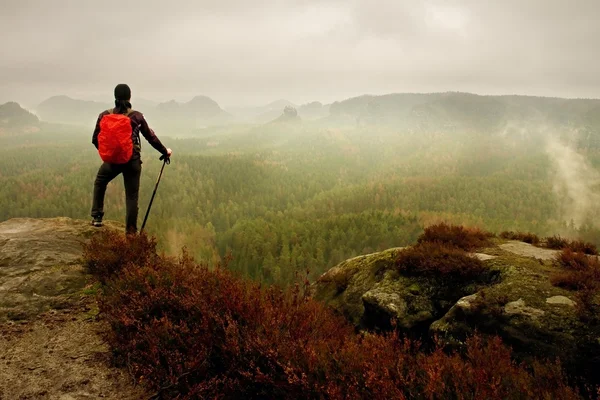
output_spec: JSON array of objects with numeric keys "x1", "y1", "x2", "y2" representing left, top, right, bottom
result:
[
  {"x1": 313, "y1": 247, "x2": 502, "y2": 333},
  {"x1": 0, "y1": 218, "x2": 122, "y2": 321},
  {"x1": 313, "y1": 239, "x2": 600, "y2": 383},
  {"x1": 0, "y1": 217, "x2": 144, "y2": 399}
]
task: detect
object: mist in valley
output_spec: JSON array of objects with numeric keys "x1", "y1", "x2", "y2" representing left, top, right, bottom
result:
[{"x1": 1, "y1": 0, "x2": 600, "y2": 285}]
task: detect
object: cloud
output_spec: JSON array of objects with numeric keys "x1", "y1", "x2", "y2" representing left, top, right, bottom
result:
[{"x1": 1, "y1": 0, "x2": 599, "y2": 106}]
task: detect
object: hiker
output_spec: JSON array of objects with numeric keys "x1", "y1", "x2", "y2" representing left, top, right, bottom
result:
[{"x1": 91, "y1": 84, "x2": 172, "y2": 233}]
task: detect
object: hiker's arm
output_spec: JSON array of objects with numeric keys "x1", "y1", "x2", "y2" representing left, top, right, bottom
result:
[
  {"x1": 139, "y1": 116, "x2": 168, "y2": 155},
  {"x1": 92, "y1": 116, "x2": 101, "y2": 149}
]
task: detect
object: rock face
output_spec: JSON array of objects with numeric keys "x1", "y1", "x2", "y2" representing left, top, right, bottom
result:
[
  {"x1": 0, "y1": 217, "x2": 121, "y2": 321},
  {"x1": 312, "y1": 248, "x2": 404, "y2": 328},
  {"x1": 313, "y1": 240, "x2": 600, "y2": 383}
]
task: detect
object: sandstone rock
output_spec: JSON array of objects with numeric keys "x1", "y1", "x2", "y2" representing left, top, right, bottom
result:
[
  {"x1": 546, "y1": 295, "x2": 576, "y2": 306},
  {"x1": 312, "y1": 247, "x2": 498, "y2": 332},
  {"x1": 503, "y1": 298, "x2": 545, "y2": 319},
  {"x1": 0, "y1": 218, "x2": 121, "y2": 321},
  {"x1": 430, "y1": 253, "x2": 597, "y2": 382},
  {"x1": 311, "y1": 248, "x2": 404, "y2": 327},
  {"x1": 361, "y1": 272, "x2": 434, "y2": 331},
  {"x1": 0, "y1": 217, "x2": 145, "y2": 399},
  {"x1": 315, "y1": 239, "x2": 599, "y2": 385},
  {"x1": 472, "y1": 253, "x2": 497, "y2": 261},
  {"x1": 499, "y1": 240, "x2": 559, "y2": 260}
]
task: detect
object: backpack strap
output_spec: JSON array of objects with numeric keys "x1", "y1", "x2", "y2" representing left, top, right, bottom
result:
[{"x1": 105, "y1": 108, "x2": 133, "y2": 116}]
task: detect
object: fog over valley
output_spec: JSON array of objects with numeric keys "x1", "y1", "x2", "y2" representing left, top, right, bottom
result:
[{"x1": 2, "y1": 2, "x2": 600, "y2": 398}]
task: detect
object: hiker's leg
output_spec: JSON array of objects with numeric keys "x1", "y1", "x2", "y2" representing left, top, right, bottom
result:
[
  {"x1": 123, "y1": 158, "x2": 142, "y2": 234},
  {"x1": 91, "y1": 163, "x2": 120, "y2": 219}
]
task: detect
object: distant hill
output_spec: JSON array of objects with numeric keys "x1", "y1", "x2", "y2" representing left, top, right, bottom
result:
[
  {"x1": 31, "y1": 92, "x2": 600, "y2": 138},
  {"x1": 0, "y1": 102, "x2": 39, "y2": 131},
  {"x1": 154, "y1": 95, "x2": 228, "y2": 121},
  {"x1": 35, "y1": 95, "x2": 232, "y2": 132},
  {"x1": 225, "y1": 99, "x2": 298, "y2": 124},
  {"x1": 328, "y1": 92, "x2": 600, "y2": 134},
  {"x1": 150, "y1": 96, "x2": 233, "y2": 133},
  {"x1": 298, "y1": 101, "x2": 329, "y2": 120},
  {"x1": 36, "y1": 96, "x2": 109, "y2": 126}
]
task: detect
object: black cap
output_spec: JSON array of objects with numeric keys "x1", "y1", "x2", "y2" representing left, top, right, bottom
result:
[{"x1": 114, "y1": 84, "x2": 131, "y2": 101}]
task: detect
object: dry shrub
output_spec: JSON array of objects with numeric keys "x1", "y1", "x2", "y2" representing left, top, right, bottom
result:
[
  {"x1": 545, "y1": 235, "x2": 570, "y2": 250},
  {"x1": 397, "y1": 242, "x2": 488, "y2": 282},
  {"x1": 418, "y1": 223, "x2": 493, "y2": 251},
  {"x1": 551, "y1": 249, "x2": 600, "y2": 324},
  {"x1": 568, "y1": 240, "x2": 599, "y2": 256},
  {"x1": 83, "y1": 230, "x2": 159, "y2": 283},
  {"x1": 84, "y1": 231, "x2": 580, "y2": 399},
  {"x1": 545, "y1": 236, "x2": 598, "y2": 255},
  {"x1": 499, "y1": 231, "x2": 541, "y2": 245},
  {"x1": 554, "y1": 249, "x2": 592, "y2": 275}
]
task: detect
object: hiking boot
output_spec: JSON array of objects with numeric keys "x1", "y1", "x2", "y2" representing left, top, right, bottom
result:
[{"x1": 91, "y1": 216, "x2": 103, "y2": 227}]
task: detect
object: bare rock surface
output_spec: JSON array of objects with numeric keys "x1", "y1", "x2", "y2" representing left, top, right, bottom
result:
[
  {"x1": 499, "y1": 240, "x2": 559, "y2": 260},
  {"x1": 0, "y1": 217, "x2": 146, "y2": 400},
  {"x1": 0, "y1": 311, "x2": 146, "y2": 400},
  {"x1": 0, "y1": 217, "x2": 120, "y2": 321}
]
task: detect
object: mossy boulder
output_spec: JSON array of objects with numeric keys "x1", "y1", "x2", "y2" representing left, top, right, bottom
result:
[
  {"x1": 430, "y1": 244, "x2": 600, "y2": 385},
  {"x1": 312, "y1": 248, "x2": 404, "y2": 328},
  {"x1": 312, "y1": 247, "x2": 499, "y2": 333},
  {"x1": 313, "y1": 240, "x2": 600, "y2": 386}
]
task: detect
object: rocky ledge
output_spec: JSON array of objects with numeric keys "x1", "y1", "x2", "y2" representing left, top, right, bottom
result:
[{"x1": 0, "y1": 217, "x2": 144, "y2": 400}]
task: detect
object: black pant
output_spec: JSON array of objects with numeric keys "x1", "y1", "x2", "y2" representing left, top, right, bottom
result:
[{"x1": 91, "y1": 158, "x2": 142, "y2": 233}]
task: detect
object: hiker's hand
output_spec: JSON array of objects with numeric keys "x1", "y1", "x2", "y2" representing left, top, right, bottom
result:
[{"x1": 160, "y1": 149, "x2": 172, "y2": 164}]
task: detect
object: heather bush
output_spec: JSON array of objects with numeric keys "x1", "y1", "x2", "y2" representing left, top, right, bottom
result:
[
  {"x1": 545, "y1": 235, "x2": 598, "y2": 255},
  {"x1": 546, "y1": 235, "x2": 571, "y2": 250},
  {"x1": 551, "y1": 249, "x2": 600, "y2": 324},
  {"x1": 567, "y1": 240, "x2": 598, "y2": 256},
  {"x1": 396, "y1": 242, "x2": 489, "y2": 282},
  {"x1": 499, "y1": 231, "x2": 540, "y2": 245},
  {"x1": 418, "y1": 223, "x2": 493, "y2": 251},
  {"x1": 83, "y1": 230, "x2": 159, "y2": 283},
  {"x1": 85, "y1": 231, "x2": 580, "y2": 399}
]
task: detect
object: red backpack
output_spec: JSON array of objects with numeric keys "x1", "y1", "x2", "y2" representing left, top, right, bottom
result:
[{"x1": 97, "y1": 108, "x2": 134, "y2": 164}]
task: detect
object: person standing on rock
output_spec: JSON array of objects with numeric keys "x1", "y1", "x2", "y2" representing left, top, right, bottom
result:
[{"x1": 90, "y1": 84, "x2": 172, "y2": 234}]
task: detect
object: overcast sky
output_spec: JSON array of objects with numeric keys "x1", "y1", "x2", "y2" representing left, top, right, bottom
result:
[{"x1": 1, "y1": 0, "x2": 599, "y2": 108}]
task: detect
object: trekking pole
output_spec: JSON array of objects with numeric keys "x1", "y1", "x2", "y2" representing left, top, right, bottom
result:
[{"x1": 141, "y1": 155, "x2": 170, "y2": 233}]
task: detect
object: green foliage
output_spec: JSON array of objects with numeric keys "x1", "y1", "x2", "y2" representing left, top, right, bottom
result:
[
  {"x1": 2, "y1": 120, "x2": 600, "y2": 287},
  {"x1": 85, "y1": 231, "x2": 579, "y2": 399}
]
